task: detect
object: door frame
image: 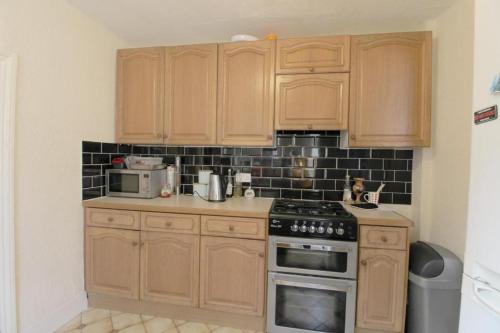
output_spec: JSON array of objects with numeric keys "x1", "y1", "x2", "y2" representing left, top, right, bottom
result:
[{"x1": 0, "y1": 53, "x2": 18, "y2": 333}]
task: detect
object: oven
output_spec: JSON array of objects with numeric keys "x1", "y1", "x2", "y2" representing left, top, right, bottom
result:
[
  {"x1": 268, "y1": 236, "x2": 357, "y2": 280},
  {"x1": 267, "y1": 272, "x2": 356, "y2": 333}
]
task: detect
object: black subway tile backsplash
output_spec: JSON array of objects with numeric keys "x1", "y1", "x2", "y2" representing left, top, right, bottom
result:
[{"x1": 82, "y1": 132, "x2": 414, "y2": 204}]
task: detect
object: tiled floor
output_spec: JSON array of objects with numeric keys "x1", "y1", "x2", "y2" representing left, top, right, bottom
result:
[{"x1": 55, "y1": 307, "x2": 260, "y2": 333}]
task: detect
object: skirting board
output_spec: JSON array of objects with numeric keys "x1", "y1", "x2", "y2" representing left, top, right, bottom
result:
[
  {"x1": 88, "y1": 294, "x2": 266, "y2": 331},
  {"x1": 21, "y1": 292, "x2": 87, "y2": 333}
]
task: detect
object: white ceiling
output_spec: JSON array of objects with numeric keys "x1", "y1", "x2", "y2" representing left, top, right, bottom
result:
[{"x1": 67, "y1": 0, "x2": 456, "y2": 46}]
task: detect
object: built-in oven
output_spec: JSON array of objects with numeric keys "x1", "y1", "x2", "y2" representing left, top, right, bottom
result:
[
  {"x1": 267, "y1": 272, "x2": 356, "y2": 333},
  {"x1": 268, "y1": 236, "x2": 357, "y2": 280}
]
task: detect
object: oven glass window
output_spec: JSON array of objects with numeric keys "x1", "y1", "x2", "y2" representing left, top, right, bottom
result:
[
  {"x1": 109, "y1": 173, "x2": 140, "y2": 193},
  {"x1": 275, "y1": 284, "x2": 346, "y2": 332},
  {"x1": 276, "y1": 247, "x2": 348, "y2": 272}
]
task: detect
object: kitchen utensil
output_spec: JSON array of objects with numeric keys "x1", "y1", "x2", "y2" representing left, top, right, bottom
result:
[
  {"x1": 364, "y1": 191, "x2": 380, "y2": 205},
  {"x1": 376, "y1": 183, "x2": 386, "y2": 193},
  {"x1": 208, "y1": 173, "x2": 227, "y2": 202}
]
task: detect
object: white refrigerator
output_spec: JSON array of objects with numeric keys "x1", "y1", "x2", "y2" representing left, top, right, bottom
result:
[{"x1": 459, "y1": 1, "x2": 500, "y2": 331}]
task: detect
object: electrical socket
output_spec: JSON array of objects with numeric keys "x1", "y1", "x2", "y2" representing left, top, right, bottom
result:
[{"x1": 236, "y1": 172, "x2": 251, "y2": 183}]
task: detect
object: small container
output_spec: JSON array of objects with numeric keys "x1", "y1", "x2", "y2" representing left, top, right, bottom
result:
[{"x1": 233, "y1": 182, "x2": 243, "y2": 198}]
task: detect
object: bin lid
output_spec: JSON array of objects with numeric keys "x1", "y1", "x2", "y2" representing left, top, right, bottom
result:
[
  {"x1": 410, "y1": 241, "x2": 444, "y2": 278},
  {"x1": 409, "y1": 241, "x2": 463, "y2": 289}
]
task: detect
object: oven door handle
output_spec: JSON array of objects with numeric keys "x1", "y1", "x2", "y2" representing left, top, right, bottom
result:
[
  {"x1": 275, "y1": 242, "x2": 352, "y2": 253},
  {"x1": 272, "y1": 278, "x2": 352, "y2": 293}
]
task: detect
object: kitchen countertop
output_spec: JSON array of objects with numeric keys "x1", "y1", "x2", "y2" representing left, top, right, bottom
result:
[
  {"x1": 83, "y1": 196, "x2": 414, "y2": 227},
  {"x1": 83, "y1": 195, "x2": 274, "y2": 219}
]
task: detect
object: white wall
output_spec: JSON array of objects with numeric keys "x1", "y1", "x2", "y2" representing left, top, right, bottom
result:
[
  {"x1": 0, "y1": 0, "x2": 128, "y2": 332},
  {"x1": 411, "y1": 0, "x2": 474, "y2": 259}
]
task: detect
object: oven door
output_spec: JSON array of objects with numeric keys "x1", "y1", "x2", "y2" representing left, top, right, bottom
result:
[
  {"x1": 268, "y1": 236, "x2": 357, "y2": 279},
  {"x1": 267, "y1": 272, "x2": 356, "y2": 333}
]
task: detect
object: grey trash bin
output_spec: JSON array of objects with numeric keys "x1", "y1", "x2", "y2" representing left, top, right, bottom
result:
[{"x1": 406, "y1": 241, "x2": 463, "y2": 333}]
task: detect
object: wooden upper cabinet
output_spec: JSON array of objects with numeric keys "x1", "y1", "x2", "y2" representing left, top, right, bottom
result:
[
  {"x1": 217, "y1": 40, "x2": 275, "y2": 146},
  {"x1": 276, "y1": 36, "x2": 350, "y2": 74},
  {"x1": 275, "y1": 73, "x2": 349, "y2": 130},
  {"x1": 85, "y1": 227, "x2": 140, "y2": 299},
  {"x1": 357, "y1": 248, "x2": 407, "y2": 332},
  {"x1": 165, "y1": 44, "x2": 217, "y2": 145},
  {"x1": 116, "y1": 47, "x2": 165, "y2": 144},
  {"x1": 140, "y1": 231, "x2": 200, "y2": 307},
  {"x1": 200, "y1": 236, "x2": 266, "y2": 316},
  {"x1": 349, "y1": 32, "x2": 432, "y2": 147}
]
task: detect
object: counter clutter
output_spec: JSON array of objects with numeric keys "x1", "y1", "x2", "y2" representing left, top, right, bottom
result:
[{"x1": 82, "y1": 195, "x2": 412, "y2": 333}]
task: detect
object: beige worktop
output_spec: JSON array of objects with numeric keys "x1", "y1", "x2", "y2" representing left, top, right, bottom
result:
[
  {"x1": 83, "y1": 196, "x2": 413, "y2": 227},
  {"x1": 83, "y1": 195, "x2": 274, "y2": 219}
]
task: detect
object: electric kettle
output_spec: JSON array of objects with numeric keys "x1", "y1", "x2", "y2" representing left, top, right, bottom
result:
[{"x1": 208, "y1": 173, "x2": 227, "y2": 202}]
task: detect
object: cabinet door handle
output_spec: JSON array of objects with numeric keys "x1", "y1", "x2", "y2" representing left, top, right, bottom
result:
[
  {"x1": 132, "y1": 242, "x2": 139, "y2": 247},
  {"x1": 107, "y1": 217, "x2": 114, "y2": 222},
  {"x1": 307, "y1": 124, "x2": 313, "y2": 130},
  {"x1": 228, "y1": 225, "x2": 235, "y2": 232},
  {"x1": 156, "y1": 133, "x2": 162, "y2": 138},
  {"x1": 140, "y1": 241, "x2": 145, "y2": 247},
  {"x1": 267, "y1": 135, "x2": 273, "y2": 140},
  {"x1": 165, "y1": 222, "x2": 173, "y2": 227},
  {"x1": 361, "y1": 260, "x2": 367, "y2": 266},
  {"x1": 381, "y1": 236, "x2": 388, "y2": 243},
  {"x1": 259, "y1": 252, "x2": 265, "y2": 258},
  {"x1": 309, "y1": 68, "x2": 315, "y2": 73}
]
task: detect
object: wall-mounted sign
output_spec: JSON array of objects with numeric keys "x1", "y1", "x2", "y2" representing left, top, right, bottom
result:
[{"x1": 474, "y1": 105, "x2": 498, "y2": 125}]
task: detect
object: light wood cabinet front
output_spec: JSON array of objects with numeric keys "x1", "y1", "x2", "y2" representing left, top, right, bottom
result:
[
  {"x1": 357, "y1": 248, "x2": 407, "y2": 332},
  {"x1": 165, "y1": 44, "x2": 217, "y2": 145},
  {"x1": 200, "y1": 236, "x2": 265, "y2": 316},
  {"x1": 276, "y1": 36, "x2": 350, "y2": 74},
  {"x1": 141, "y1": 212, "x2": 200, "y2": 234},
  {"x1": 217, "y1": 40, "x2": 275, "y2": 146},
  {"x1": 140, "y1": 231, "x2": 200, "y2": 306},
  {"x1": 86, "y1": 208, "x2": 140, "y2": 230},
  {"x1": 201, "y1": 215, "x2": 265, "y2": 240},
  {"x1": 349, "y1": 32, "x2": 432, "y2": 147},
  {"x1": 85, "y1": 227, "x2": 140, "y2": 299},
  {"x1": 275, "y1": 73, "x2": 349, "y2": 130},
  {"x1": 116, "y1": 47, "x2": 165, "y2": 144}
]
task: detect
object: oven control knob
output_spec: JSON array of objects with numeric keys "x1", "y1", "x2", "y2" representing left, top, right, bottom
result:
[
  {"x1": 290, "y1": 224, "x2": 299, "y2": 232},
  {"x1": 317, "y1": 226, "x2": 325, "y2": 234},
  {"x1": 335, "y1": 227, "x2": 345, "y2": 236},
  {"x1": 326, "y1": 227, "x2": 334, "y2": 234},
  {"x1": 300, "y1": 225, "x2": 308, "y2": 232},
  {"x1": 308, "y1": 225, "x2": 316, "y2": 233}
]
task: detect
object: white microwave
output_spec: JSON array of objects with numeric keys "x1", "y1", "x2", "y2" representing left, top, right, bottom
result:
[{"x1": 105, "y1": 169, "x2": 166, "y2": 199}]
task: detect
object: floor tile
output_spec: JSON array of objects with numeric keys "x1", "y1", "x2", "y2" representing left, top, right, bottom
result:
[
  {"x1": 176, "y1": 322, "x2": 210, "y2": 333},
  {"x1": 82, "y1": 318, "x2": 113, "y2": 333},
  {"x1": 143, "y1": 317, "x2": 175, "y2": 333},
  {"x1": 82, "y1": 308, "x2": 110, "y2": 325},
  {"x1": 118, "y1": 323, "x2": 146, "y2": 333},
  {"x1": 111, "y1": 313, "x2": 142, "y2": 330},
  {"x1": 55, "y1": 313, "x2": 82, "y2": 332},
  {"x1": 174, "y1": 320, "x2": 186, "y2": 326},
  {"x1": 140, "y1": 314, "x2": 154, "y2": 322},
  {"x1": 212, "y1": 327, "x2": 243, "y2": 333},
  {"x1": 207, "y1": 324, "x2": 219, "y2": 330},
  {"x1": 163, "y1": 328, "x2": 179, "y2": 333}
]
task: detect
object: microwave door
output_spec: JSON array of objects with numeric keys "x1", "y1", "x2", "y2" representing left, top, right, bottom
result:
[{"x1": 109, "y1": 173, "x2": 140, "y2": 194}]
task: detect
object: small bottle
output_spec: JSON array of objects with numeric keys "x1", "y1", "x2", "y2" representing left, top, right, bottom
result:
[
  {"x1": 226, "y1": 169, "x2": 233, "y2": 198},
  {"x1": 233, "y1": 172, "x2": 243, "y2": 198},
  {"x1": 343, "y1": 174, "x2": 352, "y2": 202}
]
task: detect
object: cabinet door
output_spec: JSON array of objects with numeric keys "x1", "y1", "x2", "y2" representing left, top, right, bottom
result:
[
  {"x1": 165, "y1": 44, "x2": 217, "y2": 145},
  {"x1": 85, "y1": 227, "x2": 140, "y2": 299},
  {"x1": 275, "y1": 73, "x2": 349, "y2": 130},
  {"x1": 200, "y1": 236, "x2": 266, "y2": 316},
  {"x1": 140, "y1": 232, "x2": 200, "y2": 306},
  {"x1": 217, "y1": 40, "x2": 275, "y2": 146},
  {"x1": 356, "y1": 248, "x2": 407, "y2": 332},
  {"x1": 276, "y1": 36, "x2": 350, "y2": 74},
  {"x1": 349, "y1": 32, "x2": 432, "y2": 147},
  {"x1": 116, "y1": 47, "x2": 165, "y2": 144}
]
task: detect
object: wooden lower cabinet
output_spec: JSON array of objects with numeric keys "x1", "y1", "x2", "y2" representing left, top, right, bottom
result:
[
  {"x1": 85, "y1": 227, "x2": 140, "y2": 299},
  {"x1": 140, "y1": 231, "x2": 200, "y2": 306},
  {"x1": 200, "y1": 236, "x2": 266, "y2": 316},
  {"x1": 356, "y1": 248, "x2": 407, "y2": 332}
]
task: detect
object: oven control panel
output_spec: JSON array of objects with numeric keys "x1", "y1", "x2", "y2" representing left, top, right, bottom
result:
[{"x1": 268, "y1": 216, "x2": 357, "y2": 241}]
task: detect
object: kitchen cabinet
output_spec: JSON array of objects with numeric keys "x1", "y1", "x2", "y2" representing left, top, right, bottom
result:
[
  {"x1": 275, "y1": 73, "x2": 349, "y2": 130},
  {"x1": 356, "y1": 225, "x2": 409, "y2": 333},
  {"x1": 200, "y1": 236, "x2": 266, "y2": 316},
  {"x1": 140, "y1": 231, "x2": 200, "y2": 306},
  {"x1": 348, "y1": 32, "x2": 432, "y2": 147},
  {"x1": 276, "y1": 35, "x2": 350, "y2": 74},
  {"x1": 164, "y1": 44, "x2": 218, "y2": 145},
  {"x1": 116, "y1": 47, "x2": 165, "y2": 144},
  {"x1": 217, "y1": 40, "x2": 275, "y2": 146},
  {"x1": 85, "y1": 226, "x2": 140, "y2": 299}
]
